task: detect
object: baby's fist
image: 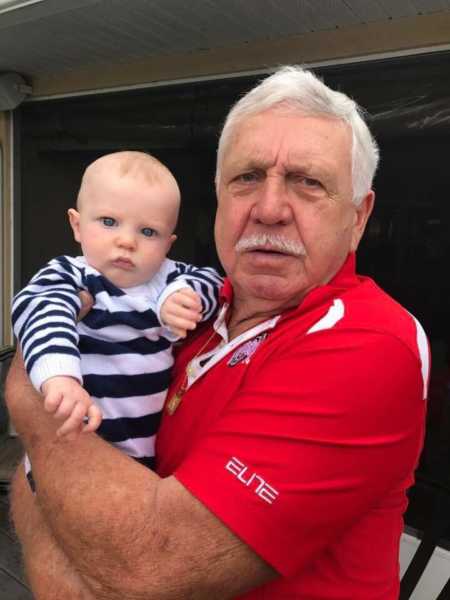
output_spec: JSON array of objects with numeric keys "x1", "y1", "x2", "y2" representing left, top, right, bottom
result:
[{"x1": 161, "y1": 287, "x2": 202, "y2": 338}]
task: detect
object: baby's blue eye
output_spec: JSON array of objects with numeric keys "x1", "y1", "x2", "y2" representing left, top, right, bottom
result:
[
  {"x1": 142, "y1": 227, "x2": 156, "y2": 237},
  {"x1": 101, "y1": 217, "x2": 116, "y2": 227}
]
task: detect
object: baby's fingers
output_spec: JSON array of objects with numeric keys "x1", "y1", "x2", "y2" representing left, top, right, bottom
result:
[
  {"x1": 170, "y1": 325, "x2": 188, "y2": 338},
  {"x1": 83, "y1": 404, "x2": 102, "y2": 433},
  {"x1": 56, "y1": 402, "x2": 87, "y2": 438},
  {"x1": 44, "y1": 390, "x2": 64, "y2": 414},
  {"x1": 53, "y1": 396, "x2": 77, "y2": 420},
  {"x1": 176, "y1": 288, "x2": 202, "y2": 311},
  {"x1": 169, "y1": 314, "x2": 201, "y2": 335}
]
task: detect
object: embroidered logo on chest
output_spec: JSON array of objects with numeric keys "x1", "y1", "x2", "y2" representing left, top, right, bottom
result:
[{"x1": 227, "y1": 333, "x2": 267, "y2": 367}]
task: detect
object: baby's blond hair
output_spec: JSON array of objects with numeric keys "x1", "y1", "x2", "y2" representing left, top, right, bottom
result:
[{"x1": 77, "y1": 151, "x2": 180, "y2": 208}]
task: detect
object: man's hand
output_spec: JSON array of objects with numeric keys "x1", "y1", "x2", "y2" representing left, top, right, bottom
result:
[
  {"x1": 78, "y1": 290, "x2": 94, "y2": 320},
  {"x1": 41, "y1": 376, "x2": 102, "y2": 440},
  {"x1": 160, "y1": 287, "x2": 202, "y2": 338}
]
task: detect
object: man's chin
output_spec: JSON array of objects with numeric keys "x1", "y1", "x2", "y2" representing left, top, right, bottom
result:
[{"x1": 240, "y1": 273, "x2": 306, "y2": 305}]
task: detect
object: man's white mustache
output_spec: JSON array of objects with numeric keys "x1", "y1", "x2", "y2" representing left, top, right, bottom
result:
[{"x1": 235, "y1": 234, "x2": 306, "y2": 257}]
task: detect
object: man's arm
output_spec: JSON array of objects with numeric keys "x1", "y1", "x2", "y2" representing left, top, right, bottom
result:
[
  {"x1": 7, "y1": 353, "x2": 276, "y2": 600},
  {"x1": 166, "y1": 327, "x2": 427, "y2": 580}
]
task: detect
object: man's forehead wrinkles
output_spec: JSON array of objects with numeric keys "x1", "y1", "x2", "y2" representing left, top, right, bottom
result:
[
  {"x1": 227, "y1": 153, "x2": 273, "y2": 172},
  {"x1": 230, "y1": 147, "x2": 300, "y2": 173},
  {"x1": 229, "y1": 132, "x2": 280, "y2": 163}
]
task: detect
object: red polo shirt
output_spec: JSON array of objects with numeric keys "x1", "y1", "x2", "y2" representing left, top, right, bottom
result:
[{"x1": 156, "y1": 254, "x2": 429, "y2": 599}]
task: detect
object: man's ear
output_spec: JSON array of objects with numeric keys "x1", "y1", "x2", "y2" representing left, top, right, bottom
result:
[
  {"x1": 67, "y1": 208, "x2": 81, "y2": 243},
  {"x1": 350, "y1": 191, "x2": 375, "y2": 252}
]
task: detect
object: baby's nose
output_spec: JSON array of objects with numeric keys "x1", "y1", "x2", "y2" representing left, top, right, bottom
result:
[{"x1": 117, "y1": 231, "x2": 136, "y2": 249}]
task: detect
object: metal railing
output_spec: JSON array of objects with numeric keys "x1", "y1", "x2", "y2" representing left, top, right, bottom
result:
[{"x1": 400, "y1": 473, "x2": 450, "y2": 599}]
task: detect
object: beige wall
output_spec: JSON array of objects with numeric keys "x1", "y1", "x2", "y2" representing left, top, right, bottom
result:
[
  {"x1": 31, "y1": 12, "x2": 450, "y2": 98},
  {"x1": 0, "y1": 111, "x2": 13, "y2": 346}
]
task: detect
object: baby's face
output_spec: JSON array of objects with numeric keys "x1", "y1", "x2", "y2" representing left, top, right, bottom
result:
[{"x1": 68, "y1": 173, "x2": 178, "y2": 288}]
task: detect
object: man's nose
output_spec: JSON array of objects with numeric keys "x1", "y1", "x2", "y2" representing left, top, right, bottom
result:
[{"x1": 251, "y1": 177, "x2": 292, "y2": 225}]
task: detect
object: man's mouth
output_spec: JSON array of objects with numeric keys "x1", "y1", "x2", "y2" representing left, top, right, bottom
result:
[
  {"x1": 244, "y1": 243, "x2": 297, "y2": 259},
  {"x1": 249, "y1": 247, "x2": 288, "y2": 256}
]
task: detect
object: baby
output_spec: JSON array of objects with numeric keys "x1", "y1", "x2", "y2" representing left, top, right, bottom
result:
[{"x1": 12, "y1": 151, "x2": 222, "y2": 472}]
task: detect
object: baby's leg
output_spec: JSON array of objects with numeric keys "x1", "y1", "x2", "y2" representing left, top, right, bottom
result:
[{"x1": 10, "y1": 467, "x2": 96, "y2": 600}]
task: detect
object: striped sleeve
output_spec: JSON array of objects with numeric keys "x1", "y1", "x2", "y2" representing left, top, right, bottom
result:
[
  {"x1": 156, "y1": 260, "x2": 223, "y2": 323},
  {"x1": 11, "y1": 256, "x2": 84, "y2": 392}
]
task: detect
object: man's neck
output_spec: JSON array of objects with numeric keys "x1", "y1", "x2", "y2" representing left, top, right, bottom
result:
[{"x1": 227, "y1": 294, "x2": 299, "y2": 340}]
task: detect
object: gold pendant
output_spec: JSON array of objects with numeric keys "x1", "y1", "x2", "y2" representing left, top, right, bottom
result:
[{"x1": 167, "y1": 392, "x2": 183, "y2": 415}]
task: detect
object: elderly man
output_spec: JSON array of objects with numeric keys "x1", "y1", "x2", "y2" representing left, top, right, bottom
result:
[{"x1": 7, "y1": 66, "x2": 428, "y2": 599}]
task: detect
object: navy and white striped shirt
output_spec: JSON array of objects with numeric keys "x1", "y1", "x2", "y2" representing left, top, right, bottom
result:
[{"x1": 12, "y1": 255, "x2": 222, "y2": 469}]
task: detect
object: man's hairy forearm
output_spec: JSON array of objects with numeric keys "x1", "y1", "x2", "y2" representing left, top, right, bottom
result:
[
  {"x1": 7, "y1": 354, "x2": 275, "y2": 599},
  {"x1": 35, "y1": 437, "x2": 163, "y2": 598},
  {"x1": 6, "y1": 354, "x2": 169, "y2": 597}
]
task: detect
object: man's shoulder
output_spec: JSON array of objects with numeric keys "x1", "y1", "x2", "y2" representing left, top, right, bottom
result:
[
  {"x1": 340, "y1": 276, "x2": 421, "y2": 346},
  {"x1": 247, "y1": 278, "x2": 429, "y2": 401},
  {"x1": 274, "y1": 276, "x2": 425, "y2": 361}
]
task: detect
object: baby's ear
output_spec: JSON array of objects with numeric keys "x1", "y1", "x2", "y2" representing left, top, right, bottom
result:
[
  {"x1": 169, "y1": 234, "x2": 177, "y2": 246},
  {"x1": 67, "y1": 208, "x2": 81, "y2": 242}
]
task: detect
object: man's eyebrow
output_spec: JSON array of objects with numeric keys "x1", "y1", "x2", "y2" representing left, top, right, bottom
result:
[
  {"x1": 227, "y1": 157, "x2": 271, "y2": 172},
  {"x1": 284, "y1": 158, "x2": 332, "y2": 179}
]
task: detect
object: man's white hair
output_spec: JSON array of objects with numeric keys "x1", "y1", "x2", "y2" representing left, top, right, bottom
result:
[{"x1": 216, "y1": 66, "x2": 379, "y2": 205}]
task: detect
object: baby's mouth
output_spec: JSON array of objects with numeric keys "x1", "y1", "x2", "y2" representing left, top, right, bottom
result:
[{"x1": 113, "y1": 257, "x2": 134, "y2": 269}]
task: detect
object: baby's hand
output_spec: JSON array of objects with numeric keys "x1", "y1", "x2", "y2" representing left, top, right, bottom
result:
[
  {"x1": 161, "y1": 287, "x2": 202, "y2": 338},
  {"x1": 41, "y1": 376, "x2": 102, "y2": 440}
]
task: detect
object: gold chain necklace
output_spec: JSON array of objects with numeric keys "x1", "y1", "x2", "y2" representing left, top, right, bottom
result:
[{"x1": 166, "y1": 328, "x2": 219, "y2": 415}]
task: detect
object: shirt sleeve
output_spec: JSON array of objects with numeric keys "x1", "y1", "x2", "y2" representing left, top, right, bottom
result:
[
  {"x1": 173, "y1": 327, "x2": 427, "y2": 576},
  {"x1": 156, "y1": 260, "x2": 223, "y2": 323},
  {"x1": 11, "y1": 256, "x2": 84, "y2": 391}
]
